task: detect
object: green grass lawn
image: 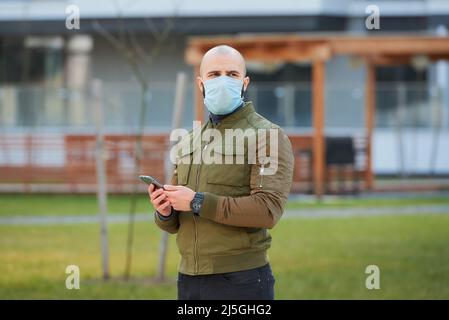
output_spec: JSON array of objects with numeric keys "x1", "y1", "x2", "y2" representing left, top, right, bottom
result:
[
  {"x1": 0, "y1": 193, "x2": 448, "y2": 217},
  {"x1": 0, "y1": 193, "x2": 154, "y2": 217},
  {"x1": 1, "y1": 214, "x2": 448, "y2": 299}
]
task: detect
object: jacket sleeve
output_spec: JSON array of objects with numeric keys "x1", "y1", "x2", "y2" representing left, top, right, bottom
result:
[
  {"x1": 154, "y1": 165, "x2": 180, "y2": 234},
  {"x1": 199, "y1": 129, "x2": 294, "y2": 229}
]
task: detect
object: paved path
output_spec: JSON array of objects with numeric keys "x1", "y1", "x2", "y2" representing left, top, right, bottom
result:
[
  {"x1": 0, "y1": 214, "x2": 150, "y2": 225},
  {"x1": 283, "y1": 205, "x2": 449, "y2": 218},
  {"x1": 0, "y1": 205, "x2": 448, "y2": 225}
]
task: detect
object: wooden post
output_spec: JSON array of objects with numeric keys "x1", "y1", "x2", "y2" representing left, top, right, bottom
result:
[
  {"x1": 312, "y1": 59, "x2": 325, "y2": 199},
  {"x1": 93, "y1": 79, "x2": 110, "y2": 280},
  {"x1": 365, "y1": 62, "x2": 376, "y2": 190},
  {"x1": 194, "y1": 64, "x2": 204, "y2": 122}
]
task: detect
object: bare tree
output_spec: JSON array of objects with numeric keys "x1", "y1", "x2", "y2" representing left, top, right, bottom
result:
[{"x1": 91, "y1": 2, "x2": 180, "y2": 281}]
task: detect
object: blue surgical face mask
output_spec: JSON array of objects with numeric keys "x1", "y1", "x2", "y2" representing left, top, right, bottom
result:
[{"x1": 203, "y1": 75, "x2": 244, "y2": 115}]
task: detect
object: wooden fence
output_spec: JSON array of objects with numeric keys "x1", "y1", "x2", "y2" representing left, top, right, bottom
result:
[{"x1": 0, "y1": 133, "x2": 366, "y2": 193}]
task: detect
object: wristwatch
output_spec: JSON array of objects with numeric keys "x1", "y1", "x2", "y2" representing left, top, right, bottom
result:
[{"x1": 190, "y1": 192, "x2": 204, "y2": 215}]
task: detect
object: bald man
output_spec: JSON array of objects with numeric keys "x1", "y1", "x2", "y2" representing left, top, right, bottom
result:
[{"x1": 149, "y1": 45, "x2": 294, "y2": 300}]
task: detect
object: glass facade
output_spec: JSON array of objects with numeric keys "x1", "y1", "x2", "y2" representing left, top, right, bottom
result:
[{"x1": 0, "y1": 81, "x2": 445, "y2": 132}]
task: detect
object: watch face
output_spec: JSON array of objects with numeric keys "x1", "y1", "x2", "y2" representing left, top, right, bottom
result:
[{"x1": 193, "y1": 202, "x2": 200, "y2": 211}]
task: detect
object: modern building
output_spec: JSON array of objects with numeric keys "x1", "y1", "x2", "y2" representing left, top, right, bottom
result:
[{"x1": 1, "y1": 0, "x2": 449, "y2": 179}]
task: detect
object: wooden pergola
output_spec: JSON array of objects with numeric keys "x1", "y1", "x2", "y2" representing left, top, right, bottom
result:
[{"x1": 185, "y1": 34, "x2": 449, "y2": 198}]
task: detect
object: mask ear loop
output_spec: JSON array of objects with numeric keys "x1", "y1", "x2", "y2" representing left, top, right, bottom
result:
[
  {"x1": 201, "y1": 83, "x2": 205, "y2": 98},
  {"x1": 241, "y1": 85, "x2": 245, "y2": 99}
]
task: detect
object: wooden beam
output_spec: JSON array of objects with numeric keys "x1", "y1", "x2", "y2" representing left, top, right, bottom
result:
[
  {"x1": 193, "y1": 65, "x2": 204, "y2": 123},
  {"x1": 186, "y1": 40, "x2": 332, "y2": 64},
  {"x1": 185, "y1": 35, "x2": 449, "y2": 66},
  {"x1": 428, "y1": 53, "x2": 449, "y2": 62},
  {"x1": 365, "y1": 62, "x2": 376, "y2": 190},
  {"x1": 366, "y1": 55, "x2": 412, "y2": 66},
  {"x1": 331, "y1": 37, "x2": 449, "y2": 56},
  {"x1": 312, "y1": 59, "x2": 326, "y2": 199},
  {"x1": 366, "y1": 54, "x2": 449, "y2": 66}
]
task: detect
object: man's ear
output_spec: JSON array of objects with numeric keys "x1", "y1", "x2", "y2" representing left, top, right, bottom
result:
[
  {"x1": 196, "y1": 76, "x2": 203, "y2": 93},
  {"x1": 243, "y1": 76, "x2": 250, "y2": 91},
  {"x1": 196, "y1": 76, "x2": 205, "y2": 98}
]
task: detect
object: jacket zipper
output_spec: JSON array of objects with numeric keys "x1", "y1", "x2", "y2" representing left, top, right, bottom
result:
[
  {"x1": 192, "y1": 211, "x2": 198, "y2": 274},
  {"x1": 259, "y1": 165, "x2": 265, "y2": 188},
  {"x1": 192, "y1": 130, "x2": 210, "y2": 275}
]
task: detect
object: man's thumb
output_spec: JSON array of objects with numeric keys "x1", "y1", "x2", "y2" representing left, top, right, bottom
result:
[{"x1": 163, "y1": 184, "x2": 179, "y2": 191}]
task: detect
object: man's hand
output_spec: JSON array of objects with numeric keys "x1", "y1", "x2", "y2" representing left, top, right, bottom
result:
[
  {"x1": 164, "y1": 185, "x2": 196, "y2": 212},
  {"x1": 148, "y1": 184, "x2": 172, "y2": 216}
]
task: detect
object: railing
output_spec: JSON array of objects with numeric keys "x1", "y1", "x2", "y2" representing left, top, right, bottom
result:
[
  {"x1": 0, "y1": 131, "x2": 370, "y2": 194},
  {"x1": 0, "y1": 133, "x2": 168, "y2": 193}
]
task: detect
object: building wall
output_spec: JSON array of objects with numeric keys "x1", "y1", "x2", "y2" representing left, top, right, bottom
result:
[
  {"x1": 89, "y1": 35, "x2": 195, "y2": 130},
  {"x1": 1, "y1": 0, "x2": 449, "y2": 175},
  {"x1": 373, "y1": 130, "x2": 449, "y2": 174}
]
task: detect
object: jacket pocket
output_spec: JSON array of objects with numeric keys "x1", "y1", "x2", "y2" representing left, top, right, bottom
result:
[
  {"x1": 206, "y1": 144, "x2": 247, "y2": 187},
  {"x1": 176, "y1": 213, "x2": 193, "y2": 256},
  {"x1": 176, "y1": 145, "x2": 197, "y2": 186},
  {"x1": 200, "y1": 218, "x2": 251, "y2": 255}
]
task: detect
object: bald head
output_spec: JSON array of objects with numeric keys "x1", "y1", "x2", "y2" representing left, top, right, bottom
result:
[{"x1": 199, "y1": 45, "x2": 247, "y2": 78}]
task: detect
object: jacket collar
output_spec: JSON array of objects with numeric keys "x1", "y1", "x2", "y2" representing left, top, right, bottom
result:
[{"x1": 214, "y1": 101, "x2": 255, "y2": 125}]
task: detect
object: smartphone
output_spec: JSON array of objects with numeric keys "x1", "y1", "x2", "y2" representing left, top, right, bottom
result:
[{"x1": 139, "y1": 175, "x2": 164, "y2": 189}]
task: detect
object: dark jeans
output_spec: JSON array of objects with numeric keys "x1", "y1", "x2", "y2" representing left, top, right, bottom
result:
[{"x1": 177, "y1": 263, "x2": 275, "y2": 300}]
